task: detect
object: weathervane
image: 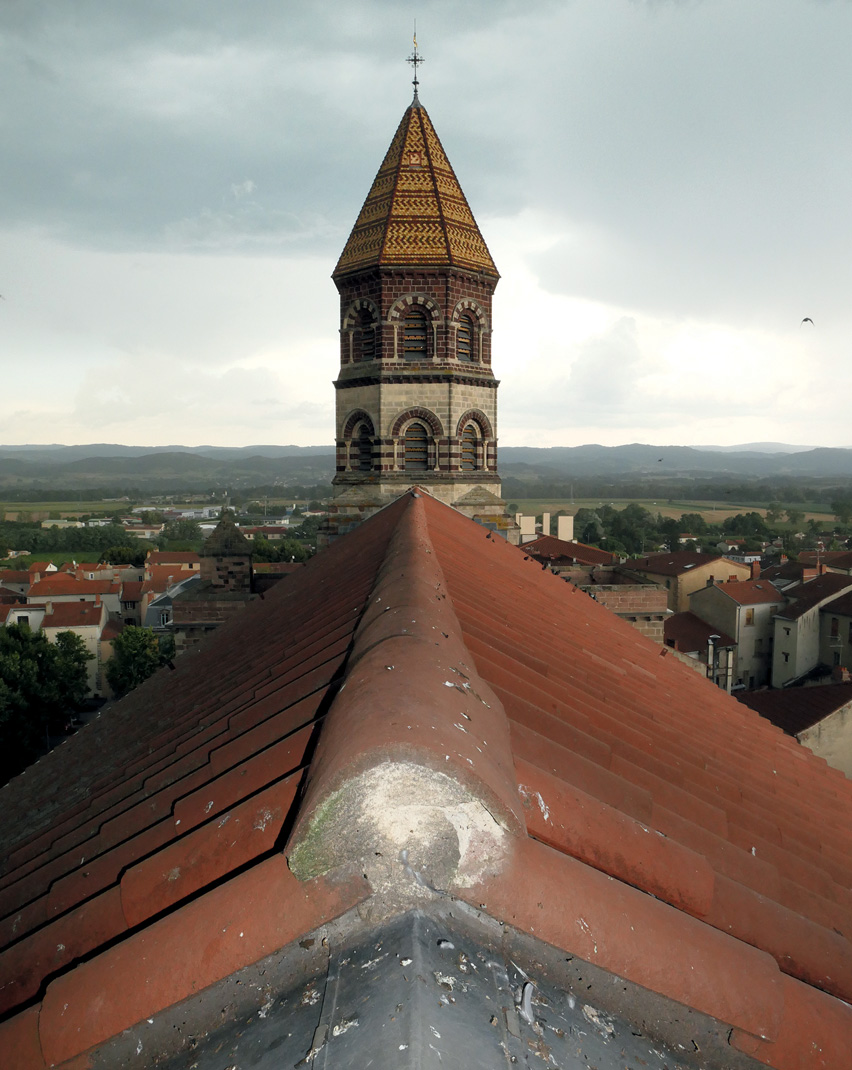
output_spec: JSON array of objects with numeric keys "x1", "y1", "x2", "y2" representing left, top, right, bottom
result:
[{"x1": 406, "y1": 23, "x2": 424, "y2": 103}]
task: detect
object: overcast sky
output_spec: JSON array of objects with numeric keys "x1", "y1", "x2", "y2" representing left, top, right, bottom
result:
[{"x1": 1, "y1": 0, "x2": 850, "y2": 450}]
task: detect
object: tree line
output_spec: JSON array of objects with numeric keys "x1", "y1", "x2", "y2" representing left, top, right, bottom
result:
[{"x1": 568, "y1": 503, "x2": 851, "y2": 557}]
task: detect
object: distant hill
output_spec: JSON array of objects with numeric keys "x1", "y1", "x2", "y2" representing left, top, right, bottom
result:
[
  {"x1": 499, "y1": 444, "x2": 852, "y2": 478},
  {"x1": 690, "y1": 442, "x2": 819, "y2": 454},
  {"x1": 0, "y1": 444, "x2": 336, "y2": 492},
  {"x1": 0, "y1": 443, "x2": 332, "y2": 464},
  {"x1": 1, "y1": 442, "x2": 852, "y2": 495}
]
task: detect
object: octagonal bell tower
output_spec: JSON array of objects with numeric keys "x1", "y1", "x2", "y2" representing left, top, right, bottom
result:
[{"x1": 326, "y1": 73, "x2": 510, "y2": 538}]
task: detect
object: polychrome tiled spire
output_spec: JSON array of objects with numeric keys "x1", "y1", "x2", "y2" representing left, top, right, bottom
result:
[{"x1": 333, "y1": 102, "x2": 498, "y2": 279}]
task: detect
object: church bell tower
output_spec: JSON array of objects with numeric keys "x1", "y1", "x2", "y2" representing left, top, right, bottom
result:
[{"x1": 326, "y1": 49, "x2": 509, "y2": 537}]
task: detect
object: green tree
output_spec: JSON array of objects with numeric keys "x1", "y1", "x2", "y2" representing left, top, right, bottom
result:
[
  {"x1": 251, "y1": 534, "x2": 277, "y2": 563},
  {"x1": 0, "y1": 625, "x2": 93, "y2": 785},
  {"x1": 786, "y1": 508, "x2": 805, "y2": 528},
  {"x1": 105, "y1": 627, "x2": 176, "y2": 698},
  {"x1": 278, "y1": 538, "x2": 310, "y2": 563},
  {"x1": 160, "y1": 518, "x2": 202, "y2": 544},
  {"x1": 830, "y1": 499, "x2": 852, "y2": 526},
  {"x1": 659, "y1": 517, "x2": 681, "y2": 552},
  {"x1": 100, "y1": 543, "x2": 147, "y2": 568},
  {"x1": 51, "y1": 631, "x2": 94, "y2": 710},
  {"x1": 678, "y1": 513, "x2": 709, "y2": 535}
]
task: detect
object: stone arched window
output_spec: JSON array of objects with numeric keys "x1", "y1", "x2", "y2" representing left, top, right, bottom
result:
[
  {"x1": 349, "y1": 422, "x2": 373, "y2": 471},
  {"x1": 402, "y1": 307, "x2": 428, "y2": 361},
  {"x1": 355, "y1": 307, "x2": 377, "y2": 362},
  {"x1": 457, "y1": 313, "x2": 475, "y2": 362},
  {"x1": 404, "y1": 422, "x2": 429, "y2": 470},
  {"x1": 461, "y1": 423, "x2": 479, "y2": 470}
]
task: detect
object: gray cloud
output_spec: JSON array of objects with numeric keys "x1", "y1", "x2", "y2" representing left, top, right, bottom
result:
[{"x1": 1, "y1": 0, "x2": 850, "y2": 448}]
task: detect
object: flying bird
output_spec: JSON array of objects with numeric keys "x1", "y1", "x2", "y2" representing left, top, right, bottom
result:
[{"x1": 801, "y1": 317, "x2": 814, "y2": 325}]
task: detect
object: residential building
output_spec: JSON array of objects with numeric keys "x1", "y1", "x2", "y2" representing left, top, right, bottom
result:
[
  {"x1": 119, "y1": 580, "x2": 144, "y2": 626},
  {"x1": 26, "y1": 575, "x2": 122, "y2": 616},
  {"x1": 738, "y1": 682, "x2": 852, "y2": 777},
  {"x1": 663, "y1": 611, "x2": 736, "y2": 690},
  {"x1": 571, "y1": 567, "x2": 669, "y2": 642},
  {"x1": 26, "y1": 561, "x2": 58, "y2": 576},
  {"x1": 772, "y1": 572, "x2": 852, "y2": 687},
  {"x1": 4, "y1": 603, "x2": 47, "y2": 631},
  {"x1": 818, "y1": 589, "x2": 852, "y2": 674},
  {"x1": 144, "y1": 550, "x2": 201, "y2": 574},
  {"x1": 143, "y1": 573, "x2": 202, "y2": 630},
  {"x1": 0, "y1": 570, "x2": 31, "y2": 596},
  {"x1": 629, "y1": 551, "x2": 750, "y2": 612},
  {"x1": 688, "y1": 578, "x2": 786, "y2": 689},
  {"x1": 760, "y1": 558, "x2": 816, "y2": 590},
  {"x1": 521, "y1": 534, "x2": 618, "y2": 573},
  {"x1": 238, "y1": 524, "x2": 292, "y2": 542},
  {"x1": 121, "y1": 523, "x2": 164, "y2": 540},
  {"x1": 798, "y1": 549, "x2": 852, "y2": 575}
]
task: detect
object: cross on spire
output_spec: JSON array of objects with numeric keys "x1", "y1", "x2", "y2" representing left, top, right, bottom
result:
[{"x1": 406, "y1": 26, "x2": 424, "y2": 104}]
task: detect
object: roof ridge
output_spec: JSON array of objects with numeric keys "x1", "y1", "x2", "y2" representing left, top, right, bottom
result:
[
  {"x1": 417, "y1": 105, "x2": 452, "y2": 263},
  {"x1": 287, "y1": 491, "x2": 524, "y2": 890}
]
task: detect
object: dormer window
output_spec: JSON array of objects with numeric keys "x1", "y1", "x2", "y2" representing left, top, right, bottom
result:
[
  {"x1": 403, "y1": 307, "x2": 428, "y2": 360},
  {"x1": 457, "y1": 314, "x2": 474, "y2": 361}
]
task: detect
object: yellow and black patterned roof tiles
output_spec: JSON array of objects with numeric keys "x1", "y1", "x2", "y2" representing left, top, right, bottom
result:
[{"x1": 333, "y1": 102, "x2": 498, "y2": 278}]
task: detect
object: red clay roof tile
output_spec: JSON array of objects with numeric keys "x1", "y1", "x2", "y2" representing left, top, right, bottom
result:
[
  {"x1": 522, "y1": 534, "x2": 618, "y2": 566},
  {"x1": 454, "y1": 835, "x2": 784, "y2": 1043},
  {"x1": 710, "y1": 579, "x2": 786, "y2": 605},
  {"x1": 0, "y1": 490, "x2": 850, "y2": 1068}
]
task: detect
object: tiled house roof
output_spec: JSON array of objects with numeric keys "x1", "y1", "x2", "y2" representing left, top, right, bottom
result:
[
  {"x1": 145, "y1": 551, "x2": 200, "y2": 567},
  {"x1": 41, "y1": 602, "x2": 104, "y2": 629},
  {"x1": 664, "y1": 611, "x2": 736, "y2": 652},
  {"x1": 0, "y1": 491, "x2": 850, "y2": 1068},
  {"x1": 738, "y1": 683, "x2": 852, "y2": 736},
  {"x1": 141, "y1": 566, "x2": 190, "y2": 596},
  {"x1": 522, "y1": 534, "x2": 618, "y2": 566},
  {"x1": 777, "y1": 572, "x2": 852, "y2": 620},
  {"x1": 120, "y1": 580, "x2": 144, "y2": 602},
  {"x1": 631, "y1": 551, "x2": 729, "y2": 576},
  {"x1": 712, "y1": 580, "x2": 786, "y2": 606},
  {"x1": 0, "y1": 571, "x2": 31, "y2": 585},
  {"x1": 27, "y1": 577, "x2": 118, "y2": 599},
  {"x1": 799, "y1": 550, "x2": 852, "y2": 571}
]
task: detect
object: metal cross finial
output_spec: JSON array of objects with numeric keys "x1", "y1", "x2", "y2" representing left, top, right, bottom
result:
[{"x1": 406, "y1": 25, "x2": 424, "y2": 103}]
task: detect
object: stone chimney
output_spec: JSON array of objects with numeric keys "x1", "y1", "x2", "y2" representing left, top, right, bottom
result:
[
  {"x1": 750, "y1": 561, "x2": 761, "y2": 580},
  {"x1": 557, "y1": 515, "x2": 574, "y2": 542}
]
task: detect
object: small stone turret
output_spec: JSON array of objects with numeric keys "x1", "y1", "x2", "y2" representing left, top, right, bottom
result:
[{"x1": 200, "y1": 512, "x2": 252, "y2": 593}]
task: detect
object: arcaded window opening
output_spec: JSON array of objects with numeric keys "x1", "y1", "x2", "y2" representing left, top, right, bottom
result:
[
  {"x1": 403, "y1": 307, "x2": 428, "y2": 360},
  {"x1": 461, "y1": 423, "x2": 479, "y2": 471},
  {"x1": 457, "y1": 313, "x2": 474, "y2": 361},
  {"x1": 404, "y1": 422, "x2": 429, "y2": 470},
  {"x1": 356, "y1": 424, "x2": 373, "y2": 471},
  {"x1": 356, "y1": 308, "x2": 376, "y2": 362}
]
